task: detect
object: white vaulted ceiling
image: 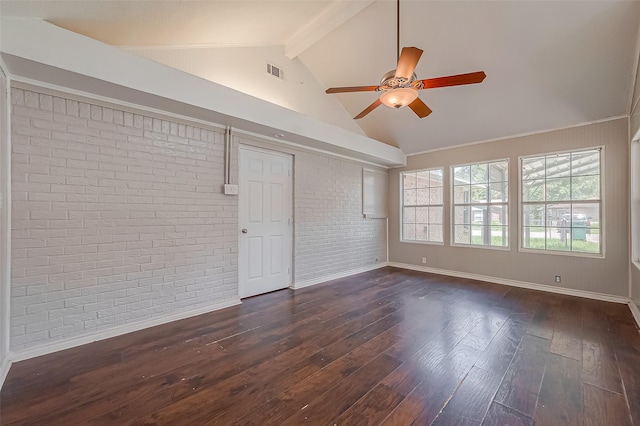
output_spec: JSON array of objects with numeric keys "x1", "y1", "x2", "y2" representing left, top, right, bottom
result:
[{"x1": 2, "y1": 0, "x2": 639, "y2": 155}]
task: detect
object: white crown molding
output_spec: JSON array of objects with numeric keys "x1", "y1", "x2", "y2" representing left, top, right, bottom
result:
[
  {"x1": 406, "y1": 116, "x2": 629, "y2": 159},
  {"x1": 9, "y1": 298, "x2": 241, "y2": 363},
  {"x1": 292, "y1": 262, "x2": 386, "y2": 290}
]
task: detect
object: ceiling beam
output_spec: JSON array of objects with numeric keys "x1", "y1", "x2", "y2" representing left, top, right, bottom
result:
[{"x1": 284, "y1": 0, "x2": 374, "y2": 60}]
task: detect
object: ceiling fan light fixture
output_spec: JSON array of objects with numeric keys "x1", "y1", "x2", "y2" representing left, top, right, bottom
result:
[{"x1": 379, "y1": 87, "x2": 418, "y2": 109}]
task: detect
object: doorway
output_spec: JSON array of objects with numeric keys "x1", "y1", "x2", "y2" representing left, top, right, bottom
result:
[{"x1": 238, "y1": 146, "x2": 293, "y2": 298}]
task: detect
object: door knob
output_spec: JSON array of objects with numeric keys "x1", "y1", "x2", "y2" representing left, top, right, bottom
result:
[{"x1": 241, "y1": 229, "x2": 248, "y2": 233}]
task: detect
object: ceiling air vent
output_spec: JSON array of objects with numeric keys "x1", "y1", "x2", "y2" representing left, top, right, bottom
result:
[{"x1": 266, "y1": 63, "x2": 284, "y2": 80}]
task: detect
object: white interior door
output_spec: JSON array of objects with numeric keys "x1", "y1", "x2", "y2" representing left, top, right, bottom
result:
[{"x1": 239, "y1": 146, "x2": 292, "y2": 298}]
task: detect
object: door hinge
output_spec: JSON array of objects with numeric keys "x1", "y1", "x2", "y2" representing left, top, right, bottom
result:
[{"x1": 288, "y1": 218, "x2": 291, "y2": 225}]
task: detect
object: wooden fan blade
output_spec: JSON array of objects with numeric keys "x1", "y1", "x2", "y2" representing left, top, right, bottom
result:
[
  {"x1": 395, "y1": 47, "x2": 423, "y2": 80},
  {"x1": 354, "y1": 99, "x2": 382, "y2": 119},
  {"x1": 408, "y1": 97, "x2": 432, "y2": 118},
  {"x1": 325, "y1": 85, "x2": 379, "y2": 94},
  {"x1": 420, "y1": 71, "x2": 486, "y2": 89}
]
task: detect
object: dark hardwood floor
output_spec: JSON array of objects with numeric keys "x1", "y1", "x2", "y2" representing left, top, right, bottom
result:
[{"x1": 1, "y1": 267, "x2": 639, "y2": 425}]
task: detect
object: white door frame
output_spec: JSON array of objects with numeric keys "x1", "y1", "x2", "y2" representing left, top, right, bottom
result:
[{"x1": 238, "y1": 145, "x2": 293, "y2": 298}]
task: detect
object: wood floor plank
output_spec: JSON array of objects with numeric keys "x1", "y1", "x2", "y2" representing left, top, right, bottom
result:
[
  {"x1": 582, "y1": 382, "x2": 632, "y2": 426},
  {"x1": 534, "y1": 353, "x2": 582, "y2": 426},
  {"x1": 482, "y1": 401, "x2": 533, "y2": 426},
  {"x1": 281, "y1": 354, "x2": 401, "y2": 425},
  {"x1": 494, "y1": 333, "x2": 550, "y2": 417},
  {"x1": 431, "y1": 366, "x2": 503, "y2": 425},
  {"x1": 474, "y1": 312, "x2": 528, "y2": 376},
  {"x1": 582, "y1": 338, "x2": 624, "y2": 394},
  {"x1": 613, "y1": 346, "x2": 640, "y2": 426},
  {"x1": 1, "y1": 267, "x2": 638, "y2": 425}
]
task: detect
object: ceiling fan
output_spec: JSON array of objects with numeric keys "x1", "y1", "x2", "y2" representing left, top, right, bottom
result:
[{"x1": 325, "y1": 0, "x2": 486, "y2": 120}]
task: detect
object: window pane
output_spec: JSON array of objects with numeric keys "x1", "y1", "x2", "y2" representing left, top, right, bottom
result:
[
  {"x1": 547, "y1": 154, "x2": 571, "y2": 178},
  {"x1": 415, "y1": 224, "x2": 429, "y2": 241},
  {"x1": 522, "y1": 180, "x2": 544, "y2": 202},
  {"x1": 416, "y1": 171, "x2": 430, "y2": 188},
  {"x1": 571, "y1": 151, "x2": 600, "y2": 176},
  {"x1": 490, "y1": 182, "x2": 508, "y2": 202},
  {"x1": 416, "y1": 188, "x2": 430, "y2": 205},
  {"x1": 490, "y1": 205, "x2": 508, "y2": 226},
  {"x1": 522, "y1": 157, "x2": 545, "y2": 180},
  {"x1": 403, "y1": 207, "x2": 416, "y2": 224},
  {"x1": 403, "y1": 224, "x2": 416, "y2": 240},
  {"x1": 454, "y1": 206, "x2": 470, "y2": 225},
  {"x1": 430, "y1": 169, "x2": 444, "y2": 186},
  {"x1": 523, "y1": 204, "x2": 545, "y2": 227},
  {"x1": 454, "y1": 165, "x2": 470, "y2": 184},
  {"x1": 404, "y1": 189, "x2": 417, "y2": 206},
  {"x1": 429, "y1": 225, "x2": 443, "y2": 242},
  {"x1": 403, "y1": 173, "x2": 417, "y2": 189},
  {"x1": 546, "y1": 177, "x2": 571, "y2": 201},
  {"x1": 471, "y1": 184, "x2": 488, "y2": 203},
  {"x1": 430, "y1": 187, "x2": 443, "y2": 205},
  {"x1": 429, "y1": 207, "x2": 443, "y2": 224},
  {"x1": 453, "y1": 185, "x2": 469, "y2": 204},
  {"x1": 522, "y1": 226, "x2": 545, "y2": 249},
  {"x1": 490, "y1": 226, "x2": 508, "y2": 246},
  {"x1": 416, "y1": 207, "x2": 429, "y2": 223},
  {"x1": 454, "y1": 225, "x2": 470, "y2": 244},
  {"x1": 471, "y1": 164, "x2": 488, "y2": 184},
  {"x1": 472, "y1": 206, "x2": 487, "y2": 224},
  {"x1": 471, "y1": 225, "x2": 486, "y2": 244},
  {"x1": 489, "y1": 162, "x2": 508, "y2": 182},
  {"x1": 571, "y1": 175, "x2": 599, "y2": 200}
]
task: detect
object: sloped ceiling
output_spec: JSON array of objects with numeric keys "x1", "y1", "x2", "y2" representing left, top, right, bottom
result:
[{"x1": 2, "y1": 0, "x2": 639, "y2": 155}]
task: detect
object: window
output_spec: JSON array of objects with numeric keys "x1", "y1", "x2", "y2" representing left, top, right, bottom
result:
[
  {"x1": 401, "y1": 168, "x2": 443, "y2": 243},
  {"x1": 521, "y1": 148, "x2": 601, "y2": 255},
  {"x1": 452, "y1": 160, "x2": 509, "y2": 247}
]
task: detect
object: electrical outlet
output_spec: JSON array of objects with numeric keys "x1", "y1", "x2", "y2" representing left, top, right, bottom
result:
[
  {"x1": 422, "y1": 257, "x2": 427, "y2": 264},
  {"x1": 555, "y1": 275, "x2": 561, "y2": 283}
]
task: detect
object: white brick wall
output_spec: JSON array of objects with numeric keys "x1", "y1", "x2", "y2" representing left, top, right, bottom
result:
[
  {"x1": 292, "y1": 152, "x2": 386, "y2": 282},
  {"x1": 10, "y1": 88, "x2": 387, "y2": 352},
  {"x1": 11, "y1": 88, "x2": 237, "y2": 351}
]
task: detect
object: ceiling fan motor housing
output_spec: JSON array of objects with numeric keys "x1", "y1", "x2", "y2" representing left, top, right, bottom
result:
[{"x1": 378, "y1": 70, "x2": 424, "y2": 92}]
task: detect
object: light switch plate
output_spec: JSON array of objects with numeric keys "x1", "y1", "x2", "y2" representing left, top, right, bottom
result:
[{"x1": 224, "y1": 184, "x2": 239, "y2": 195}]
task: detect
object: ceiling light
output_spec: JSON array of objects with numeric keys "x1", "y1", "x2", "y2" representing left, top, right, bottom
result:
[{"x1": 379, "y1": 87, "x2": 418, "y2": 109}]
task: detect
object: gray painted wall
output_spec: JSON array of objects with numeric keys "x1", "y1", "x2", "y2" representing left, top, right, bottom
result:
[{"x1": 389, "y1": 118, "x2": 629, "y2": 297}]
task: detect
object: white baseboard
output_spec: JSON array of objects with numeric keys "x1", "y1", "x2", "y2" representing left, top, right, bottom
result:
[
  {"x1": 388, "y1": 262, "x2": 629, "y2": 304},
  {"x1": 0, "y1": 354, "x2": 10, "y2": 391},
  {"x1": 9, "y1": 298, "x2": 241, "y2": 363},
  {"x1": 292, "y1": 262, "x2": 388, "y2": 290},
  {"x1": 629, "y1": 300, "x2": 640, "y2": 329}
]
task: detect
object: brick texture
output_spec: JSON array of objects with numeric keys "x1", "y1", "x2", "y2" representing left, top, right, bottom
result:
[
  {"x1": 11, "y1": 89, "x2": 237, "y2": 351},
  {"x1": 10, "y1": 88, "x2": 386, "y2": 351},
  {"x1": 291, "y1": 152, "x2": 386, "y2": 282}
]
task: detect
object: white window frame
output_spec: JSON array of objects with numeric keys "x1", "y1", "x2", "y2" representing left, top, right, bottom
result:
[
  {"x1": 400, "y1": 167, "x2": 444, "y2": 245},
  {"x1": 519, "y1": 146, "x2": 604, "y2": 258},
  {"x1": 450, "y1": 159, "x2": 510, "y2": 250}
]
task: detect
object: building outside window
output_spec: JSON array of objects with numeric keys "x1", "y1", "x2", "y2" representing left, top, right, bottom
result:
[
  {"x1": 521, "y1": 148, "x2": 602, "y2": 255},
  {"x1": 401, "y1": 168, "x2": 444, "y2": 243}
]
